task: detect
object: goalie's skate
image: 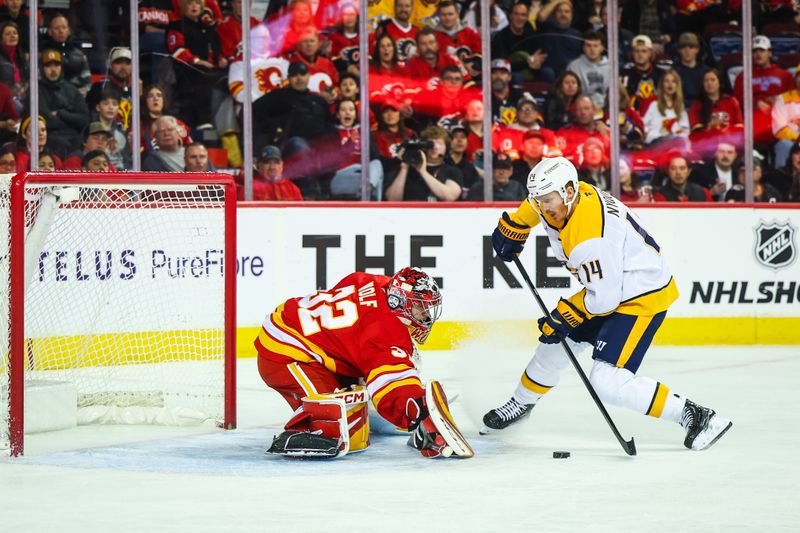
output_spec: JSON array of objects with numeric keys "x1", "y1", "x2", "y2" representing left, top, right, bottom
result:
[
  {"x1": 480, "y1": 397, "x2": 534, "y2": 434},
  {"x1": 681, "y1": 400, "x2": 732, "y2": 451}
]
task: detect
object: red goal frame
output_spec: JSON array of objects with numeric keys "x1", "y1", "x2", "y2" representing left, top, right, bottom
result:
[{"x1": 6, "y1": 172, "x2": 238, "y2": 456}]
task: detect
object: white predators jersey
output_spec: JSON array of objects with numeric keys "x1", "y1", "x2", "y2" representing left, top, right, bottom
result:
[{"x1": 510, "y1": 182, "x2": 679, "y2": 317}]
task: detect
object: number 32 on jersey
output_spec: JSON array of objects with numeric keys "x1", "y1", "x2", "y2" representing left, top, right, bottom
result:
[{"x1": 297, "y1": 286, "x2": 359, "y2": 336}]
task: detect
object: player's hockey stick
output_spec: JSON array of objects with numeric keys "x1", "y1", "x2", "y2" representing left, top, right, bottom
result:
[{"x1": 512, "y1": 255, "x2": 637, "y2": 456}]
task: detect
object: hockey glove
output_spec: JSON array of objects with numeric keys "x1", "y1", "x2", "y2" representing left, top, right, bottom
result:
[
  {"x1": 406, "y1": 397, "x2": 451, "y2": 458},
  {"x1": 538, "y1": 298, "x2": 586, "y2": 344},
  {"x1": 492, "y1": 212, "x2": 531, "y2": 262}
]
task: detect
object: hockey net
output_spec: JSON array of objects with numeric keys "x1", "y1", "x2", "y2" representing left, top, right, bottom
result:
[{"x1": 1, "y1": 172, "x2": 237, "y2": 456}]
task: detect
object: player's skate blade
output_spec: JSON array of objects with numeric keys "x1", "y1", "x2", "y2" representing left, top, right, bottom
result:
[
  {"x1": 681, "y1": 400, "x2": 733, "y2": 450},
  {"x1": 480, "y1": 397, "x2": 534, "y2": 434}
]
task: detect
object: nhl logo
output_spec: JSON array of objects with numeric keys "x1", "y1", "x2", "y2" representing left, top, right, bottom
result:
[{"x1": 753, "y1": 220, "x2": 797, "y2": 271}]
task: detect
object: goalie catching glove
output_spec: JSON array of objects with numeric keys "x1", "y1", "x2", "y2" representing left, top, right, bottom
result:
[
  {"x1": 492, "y1": 212, "x2": 531, "y2": 262},
  {"x1": 538, "y1": 298, "x2": 586, "y2": 344},
  {"x1": 406, "y1": 380, "x2": 474, "y2": 459}
]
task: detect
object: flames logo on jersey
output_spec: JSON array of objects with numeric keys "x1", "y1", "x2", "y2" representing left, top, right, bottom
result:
[
  {"x1": 754, "y1": 220, "x2": 797, "y2": 271},
  {"x1": 309, "y1": 72, "x2": 335, "y2": 94},
  {"x1": 396, "y1": 39, "x2": 417, "y2": 61},
  {"x1": 256, "y1": 65, "x2": 286, "y2": 94},
  {"x1": 339, "y1": 46, "x2": 360, "y2": 66}
]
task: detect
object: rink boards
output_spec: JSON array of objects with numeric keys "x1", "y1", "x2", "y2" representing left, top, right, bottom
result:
[{"x1": 235, "y1": 203, "x2": 800, "y2": 349}]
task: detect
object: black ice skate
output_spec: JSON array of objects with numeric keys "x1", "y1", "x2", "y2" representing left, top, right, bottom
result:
[
  {"x1": 681, "y1": 399, "x2": 732, "y2": 451},
  {"x1": 480, "y1": 397, "x2": 534, "y2": 434}
]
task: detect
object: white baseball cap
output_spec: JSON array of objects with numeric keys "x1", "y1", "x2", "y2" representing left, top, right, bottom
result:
[
  {"x1": 632, "y1": 34, "x2": 653, "y2": 49},
  {"x1": 753, "y1": 35, "x2": 771, "y2": 50}
]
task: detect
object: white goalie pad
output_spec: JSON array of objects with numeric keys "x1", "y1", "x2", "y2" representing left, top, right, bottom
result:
[{"x1": 425, "y1": 381, "x2": 474, "y2": 458}]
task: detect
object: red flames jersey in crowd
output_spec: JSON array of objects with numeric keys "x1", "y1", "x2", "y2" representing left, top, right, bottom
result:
[
  {"x1": 336, "y1": 125, "x2": 361, "y2": 169},
  {"x1": 255, "y1": 272, "x2": 424, "y2": 429},
  {"x1": 734, "y1": 64, "x2": 794, "y2": 108},
  {"x1": 217, "y1": 15, "x2": 261, "y2": 61},
  {"x1": 406, "y1": 51, "x2": 466, "y2": 89},
  {"x1": 556, "y1": 125, "x2": 610, "y2": 162},
  {"x1": 493, "y1": 125, "x2": 558, "y2": 159},
  {"x1": 284, "y1": 52, "x2": 340, "y2": 94},
  {"x1": 435, "y1": 26, "x2": 481, "y2": 63},
  {"x1": 327, "y1": 30, "x2": 360, "y2": 66},
  {"x1": 380, "y1": 20, "x2": 419, "y2": 61}
]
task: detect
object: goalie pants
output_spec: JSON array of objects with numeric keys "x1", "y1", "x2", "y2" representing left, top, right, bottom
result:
[
  {"x1": 258, "y1": 356, "x2": 357, "y2": 411},
  {"x1": 515, "y1": 310, "x2": 686, "y2": 423}
]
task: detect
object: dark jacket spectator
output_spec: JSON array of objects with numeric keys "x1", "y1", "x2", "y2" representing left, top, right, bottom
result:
[
  {"x1": 544, "y1": 71, "x2": 582, "y2": 130},
  {"x1": 40, "y1": 13, "x2": 91, "y2": 96},
  {"x1": 0, "y1": 81, "x2": 19, "y2": 144},
  {"x1": 654, "y1": 155, "x2": 711, "y2": 202},
  {"x1": 86, "y1": 47, "x2": 133, "y2": 130},
  {"x1": 467, "y1": 153, "x2": 527, "y2": 201},
  {"x1": 0, "y1": 0, "x2": 31, "y2": 52},
  {"x1": 0, "y1": 21, "x2": 28, "y2": 111},
  {"x1": 38, "y1": 49, "x2": 90, "y2": 157}
]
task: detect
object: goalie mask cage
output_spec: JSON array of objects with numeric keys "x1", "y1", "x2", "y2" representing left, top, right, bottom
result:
[{"x1": 1, "y1": 172, "x2": 237, "y2": 457}]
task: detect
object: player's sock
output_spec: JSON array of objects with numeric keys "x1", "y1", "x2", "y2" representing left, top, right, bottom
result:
[
  {"x1": 680, "y1": 399, "x2": 733, "y2": 451},
  {"x1": 480, "y1": 397, "x2": 534, "y2": 434}
]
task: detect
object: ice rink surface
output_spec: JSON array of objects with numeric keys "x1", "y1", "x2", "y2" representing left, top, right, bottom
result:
[{"x1": 2, "y1": 338, "x2": 798, "y2": 533}]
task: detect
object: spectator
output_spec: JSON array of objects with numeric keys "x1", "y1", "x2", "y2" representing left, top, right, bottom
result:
[
  {"x1": 285, "y1": 27, "x2": 340, "y2": 101},
  {"x1": 725, "y1": 153, "x2": 782, "y2": 203},
  {"x1": 248, "y1": 145, "x2": 304, "y2": 201},
  {"x1": 435, "y1": 0, "x2": 481, "y2": 64},
  {"x1": 0, "y1": 143, "x2": 16, "y2": 172},
  {"x1": 0, "y1": 80, "x2": 19, "y2": 145},
  {"x1": 367, "y1": 33, "x2": 414, "y2": 112},
  {"x1": 606, "y1": 81, "x2": 645, "y2": 152},
  {"x1": 369, "y1": 33, "x2": 410, "y2": 77},
  {"x1": 642, "y1": 69, "x2": 691, "y2": 146},
  {"x1": 41, "y1": 12, "x2": 91, "y2": 96},
  {"x1": 329, "y1": 99, "x2": 384, "y2": 200},
  {"x1": 385, "y1": 124, "x2": 463, "y2": 201},
  {"x1": 495, "y1": 95, "x2": 558, "y2": 160},
  {"x1": 467, "y1": 152, "x2": 526, "y2": 201},
  {"x1": 184, "y1": 142, "x2": 213, "y2": 171},
  {"x1": 622, "y1": 34, "x2": 665, "y2": 112},
  {"x1": 411, "y1": 65, "x2": 474, "y2": 130},
  {"x1": 772, "y1": 69, "x2": 800, "y2": 169},
  {"x1": 374, "y1": 100, "x2": 415, "y2": 160},
  {"x1": 0, "y1": 21, "x2": 28, "y2": 113},
  {"x1": 94, "y1": 88, "x2": 132, "y2": 170},
  {"x1": 142, "y1": 115, "x2": 186, "y2": 171},
  {"x1": 672, "y1": 32, "x2": 705, "y2": 109},
  {"x1": 690, "y1": 141, "x2": 737, "y2": 201},
  {"x1": 86, "y1": 48, "x2": 133, "y2": 130},
  {"x1": 491, "y1": 2, "x2": 549, "y2": 81},
  {"x1": 217, "y1": 0, "x2": 260, "y2": 64},
  {"x1": 446, "y1": 122, "x2": 480, "y2": 192},
  {"x1": 544, "y1": 70, "x2": 582, "y2": 130},
  {"x1": 490, "y1": 58, "x2": 523, "y2": 126},
  {"x1": 406, "y1": 27, "x2": 465, "y2": 89},
  {"x1": 620, "y1": 0, "x2": 674, "y2": 51},
  {"x1": 556, "y1": 95, "x2": 609, "y2": 162},
  {"x1": 166, "y1": 0, "x2": 228, "y2": 129},
  {"x1": 577, "y1": 136, "x2": 610, "y2": 190},
  {"x1": 38, "y1": 147, "x2": 57, "y2": 171},
  {"x1": 688, "y1": 68, "x2": 743, "y2": 157},
  {"x1": 376, "y1": 0, "x2": 418, "y2": 62},
  {"x1": 775, "y1": 143, "x2": 800, "y2": 201},
  {"x1": 140, "y1": 84, "x2": 193, "y2": 152},
  {"x1": 15, "y1": 115, "x2": 62, "y2": 171},
  {"x1": 534, "y1": 0, "x2": 583, "y2": 75},
  {"x1": 325, "y1": 2, "x2": 360, "y2": 75},
  {"x1": 38, "y1": 49, "x2": 90, "y2": 157},
  {"x1": 62, "y1": 121, "x2": 113, "y2": 170},
  {"x1": 138, "y1": 0, "x2": 173, "y2": 83},
  {"x1": 338, "y1": 72, "x2": 360, "y2": 103},
  {"x1": 462, "y1": 98, "x2": 485, "y2": 163},
  {"x1": 619, "y1": 158, "x2": 653, "y2": 203},
  {"x1": 511, "y1": 130, "x2": 547, "y2": 184},
  {"x1": 276, "y1": 0, "x2": 316, "y2": 56},
  {"x1": 733, "y1": 35, "x2": 793, "y2": 143},
  {"x1": 566, "y1": 29, "x2": 609, "y2": 108},
  {"x1": 0, "y1": 0, "x2": 30, "y2": 52},
  {"x1": 227, "y1": 24, "x2": 289, "y2": 104},
  {"x1": 654, "y1": 154, "x2": 711, "y2": 202},
  {"x1": 81, "y1": 149, "x2": 111, "y2": 172}
]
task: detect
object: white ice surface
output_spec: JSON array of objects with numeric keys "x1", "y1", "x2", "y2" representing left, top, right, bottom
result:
[{"x1": 2, "y1": 339, "x2": 798, "y2": 533}]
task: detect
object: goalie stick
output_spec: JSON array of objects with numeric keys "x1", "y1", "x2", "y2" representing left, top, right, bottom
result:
[
  {"x1": 425, "y1": 381, "x2": 474, "y2": 458},
  {"x1": 512, "y1": 256, "x2": 637, "y2": 457}
]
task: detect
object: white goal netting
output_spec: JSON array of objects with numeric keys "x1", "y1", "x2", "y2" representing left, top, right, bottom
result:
[{"x1": 1, "y1": 174, "x2": 233, "y2": 454}]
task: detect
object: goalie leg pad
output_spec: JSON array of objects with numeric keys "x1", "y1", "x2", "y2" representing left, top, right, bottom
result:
[{"x1": 425, "y1": 380, "x2": 474, "y2": 458}]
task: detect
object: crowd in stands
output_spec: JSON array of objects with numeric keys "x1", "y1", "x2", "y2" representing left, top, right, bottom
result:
[{"x1": 2, "y1": 0, "x2": 800, "y2": 204}]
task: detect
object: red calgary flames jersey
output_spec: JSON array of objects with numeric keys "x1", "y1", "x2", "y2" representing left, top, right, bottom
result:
[{"x1": 255, "y1": 272, "x2": 424, "y2": 429}]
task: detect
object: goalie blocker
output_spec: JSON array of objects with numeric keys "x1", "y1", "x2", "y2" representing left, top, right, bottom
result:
[{"x1": 267, "y1": 381, "x2": 473, "y2": 459}]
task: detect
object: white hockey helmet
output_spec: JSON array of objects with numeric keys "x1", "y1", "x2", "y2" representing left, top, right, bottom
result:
[{"x1": 526, "y1": 156, "x2": 579, "y2": 209}]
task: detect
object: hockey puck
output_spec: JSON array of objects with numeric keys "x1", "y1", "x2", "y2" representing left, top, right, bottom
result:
[{"x1": 552, "y1": 451, "x2": 571, "y2": 459}]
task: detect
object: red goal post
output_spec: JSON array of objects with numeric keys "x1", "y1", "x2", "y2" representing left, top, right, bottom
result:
[{"x1": 1, "y1": 172, "x2": 237, "y2": 456}]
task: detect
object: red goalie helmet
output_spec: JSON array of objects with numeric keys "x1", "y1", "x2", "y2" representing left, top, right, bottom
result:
[{"x1": 386, "y1": 267, "x2": 443, "y2": 344}]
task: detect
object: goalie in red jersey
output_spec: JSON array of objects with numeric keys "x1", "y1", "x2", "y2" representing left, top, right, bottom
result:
[{"x1": 256, "y1": 267, "x2": 473, "y2": 459}]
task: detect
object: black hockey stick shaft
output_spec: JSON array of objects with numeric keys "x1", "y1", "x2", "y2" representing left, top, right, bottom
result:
[{"x1": 512, "y1": 255, "x2": 637, "y2": 456}]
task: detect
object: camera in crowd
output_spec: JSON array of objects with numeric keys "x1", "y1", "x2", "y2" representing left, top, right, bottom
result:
[{"x1": 400, "y1": 140, "x2": 435, "y2": 168}]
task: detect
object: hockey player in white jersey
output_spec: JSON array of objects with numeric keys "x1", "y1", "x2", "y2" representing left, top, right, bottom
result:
[{"x1": 483, "y1": 157, "x2": 732, "y2": 451}]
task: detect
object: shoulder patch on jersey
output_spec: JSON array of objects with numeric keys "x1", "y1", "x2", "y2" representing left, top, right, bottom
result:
[{"x1": 390, "y1": 346, "x2": 409, "y2": 359}]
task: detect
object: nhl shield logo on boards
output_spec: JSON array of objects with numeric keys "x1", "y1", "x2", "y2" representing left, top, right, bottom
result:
[{"x1": 753, "y1": 220, "x2": 797, "y2": 271}]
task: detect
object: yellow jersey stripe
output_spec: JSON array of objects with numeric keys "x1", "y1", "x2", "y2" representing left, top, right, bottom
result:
[
  {"x1": 618, "y1": 277, "x2": 679, "y2": 316},
  {"x1": 271, "y1": 304, "x2": 338, "y2": 373},
  {"x1": 431, "y1": 381, "x2": 454, "y2": 423},
  {"x1": 521, "y1": 372, "x2": 552, "y2": 395},
  {"x1": 257, "y1": 327, "x2": 317, "y2": 364},
  {"x1": 371, "y1": 377, "x2": 423, "y2": 410},
  {"x1": 367, "y1": 364, "x2": 414, "y2": 383},
  {"x1": 288, "y1": 362, "x2": 318, "y2": 396},
  {"x1": 616, "y1": 315, "x2": 653, "y2": 369},
  {"x1": 646, "y1": 383, "x2": 671, "y2": 418}
]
